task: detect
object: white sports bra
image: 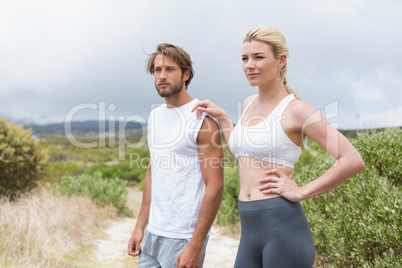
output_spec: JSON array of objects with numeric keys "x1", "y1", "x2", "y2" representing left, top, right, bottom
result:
[{"x1": 228, "y1": 94, "x2": 301, "y2": 168}]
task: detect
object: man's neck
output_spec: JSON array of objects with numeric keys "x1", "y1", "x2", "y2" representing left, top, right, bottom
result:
[{"x1": 164, "y1": 88, "x2": 194, "y2": 108}]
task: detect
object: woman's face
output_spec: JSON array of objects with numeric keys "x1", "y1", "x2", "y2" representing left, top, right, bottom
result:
[{"x1": 242, "y1": 40, "x2": 284, "y2": 87}]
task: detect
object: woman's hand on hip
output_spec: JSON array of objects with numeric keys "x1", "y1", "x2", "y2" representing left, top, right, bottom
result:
[{"x1": 258, "y1": 169, "x2": 303, "y2": 202}]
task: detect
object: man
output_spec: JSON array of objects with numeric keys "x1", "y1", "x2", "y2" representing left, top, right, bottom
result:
[{"x1": 128, "y1": 43, "x2": 224, "y2": 268}]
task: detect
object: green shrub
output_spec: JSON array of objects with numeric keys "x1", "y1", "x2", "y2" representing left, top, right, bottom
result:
[
  {"x1": 294, "y1": 138, "x2": 327, "y2": 173},
  {"x1": 353, "y1": 127, "x2": 401, "y2": 185},
  {"x1": 297, "y1": 156, "x2": 401, "y2": 267},
  {"x1": 46, "y1": 162, "x2": 84, "y2": 182},
  {"x1": 84, "y1": 160, "x2": 148, "y2": 186},
  {"x1": 0, "y1": 118, "x2": 48, "y2": 197},
  {"x1": 362, "y1": 248, "x2": 402, "y2": 268},
  {"x1": 51, "y1": 172, "x2": 128, "y2": 215},
  {"x1": 216, "y1": 167, "x2": 240, "y2": 226}
]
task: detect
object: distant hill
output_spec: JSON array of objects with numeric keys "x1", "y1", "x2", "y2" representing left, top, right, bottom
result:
[
  {"x1": 22, "y1": 120, "x2": 399, "y2": 137},
  {"x1": 23, "y1": 120, "x2": 145, "y2": 134}
]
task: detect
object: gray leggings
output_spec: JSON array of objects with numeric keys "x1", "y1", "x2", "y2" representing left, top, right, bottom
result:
[{"x1": 234, "y1": 197, "x2": 315, "y2": 268}]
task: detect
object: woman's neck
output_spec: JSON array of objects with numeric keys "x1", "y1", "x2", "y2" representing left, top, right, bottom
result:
[{"x1": 257, "y1": 79, "x2": 288, "y2": 102}]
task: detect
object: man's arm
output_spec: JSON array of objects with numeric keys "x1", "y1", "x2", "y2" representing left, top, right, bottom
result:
[
  {"x1": 176, "y1": 116, "x2": 224, "y2": 268},
  {"x1": 128, "y1": 164, "x2": 152, "y2": 257}
]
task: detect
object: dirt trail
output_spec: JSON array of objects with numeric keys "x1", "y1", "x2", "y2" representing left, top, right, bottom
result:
[
  {"x1": 203, "y1": 225, "x2": 240, "y2": 268},
  {"x1": 94, "y1": 191, "x2": 239, "y2": 267},
  {"x1": 94, "y1": 217, "x2": 137, "y2": 267}
]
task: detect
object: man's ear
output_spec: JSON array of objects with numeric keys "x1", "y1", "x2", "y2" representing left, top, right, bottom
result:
[{"x1": 183, "y1": 70, "x2": 190, "y2": 82}]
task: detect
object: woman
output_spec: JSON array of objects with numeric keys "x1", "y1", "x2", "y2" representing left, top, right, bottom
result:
[{"x1": 192, "y1": 26, "x2": 365, "y2": 268}]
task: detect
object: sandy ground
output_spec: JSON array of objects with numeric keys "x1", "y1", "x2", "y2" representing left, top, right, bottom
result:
[
  {"x1": 93, "y1": 191, "x2": 239, "y2": 267},
  {"x1": 94, "y1": 217, "x2": 138, "y2": 267},
  {"x1": 203, "y1": 225, "x2": 240, "y2": 268},
  {"x1": 94, "y1": 218, "x2": 239, "y2": 267}
]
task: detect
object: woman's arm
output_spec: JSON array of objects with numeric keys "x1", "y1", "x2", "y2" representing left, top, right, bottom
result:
[
  {"x1": 259, "y1": 101, "x2": 365, "y2": 202},
  {"x1": 192, "y1": 99, "x2": 233, "y2": 147},
  {"x1": 297, "y1": 102, "x2": 365, "y2": 200},
  {"x1": 192, "y1": 95, "x2": 256, "y2": 158}
]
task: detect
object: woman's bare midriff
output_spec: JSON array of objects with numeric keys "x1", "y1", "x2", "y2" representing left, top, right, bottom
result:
[{"x1": 237, "y1": 156, "x2": 294, "y2": 201}]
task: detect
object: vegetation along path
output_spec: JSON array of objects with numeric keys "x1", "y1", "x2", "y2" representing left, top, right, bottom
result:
[{"x1": 93, "y1": 190, "x2": 239, "y2": 267}]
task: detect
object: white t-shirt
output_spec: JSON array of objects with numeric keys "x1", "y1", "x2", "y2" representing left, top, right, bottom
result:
[{"x1": 147, "y1": 98, "x2": 213, "y2": 239}]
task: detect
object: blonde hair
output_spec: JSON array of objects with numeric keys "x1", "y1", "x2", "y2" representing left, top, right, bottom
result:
[{"x1": 244, "y1": 26, "x2": 298, "y2": 98}]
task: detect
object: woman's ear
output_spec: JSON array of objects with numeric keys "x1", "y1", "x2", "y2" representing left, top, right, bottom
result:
[{"x1": 278, "y1": 55, "x2": 287, "y2": 70}]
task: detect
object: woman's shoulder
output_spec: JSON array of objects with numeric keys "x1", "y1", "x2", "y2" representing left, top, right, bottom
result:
[
  {"x1": 287, "y1": 98, "x2": 319, "y2": 122},
  {"x1": 243, "y1": 94, "x2": 258, "y2": 110}
]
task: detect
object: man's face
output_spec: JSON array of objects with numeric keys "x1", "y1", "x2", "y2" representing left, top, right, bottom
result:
[{"x1": 153, "y1": 54, "x2": 187, "y2": 98}]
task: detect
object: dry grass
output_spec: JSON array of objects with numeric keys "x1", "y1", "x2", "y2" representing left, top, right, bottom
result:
[
  {"x1": 0, "y1": 187, "x2": 117, "y2": 267},
  {"x1": 125, "y1": 186, "x2": 143, "y2": 218}
]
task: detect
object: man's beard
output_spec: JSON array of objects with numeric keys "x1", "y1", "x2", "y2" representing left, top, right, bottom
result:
[{"x1": 155, "y1": 78, "x2": 184, "y2": 98}]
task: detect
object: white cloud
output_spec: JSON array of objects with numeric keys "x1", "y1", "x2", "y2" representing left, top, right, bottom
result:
[
  {"x1": 0, "y1": 0, "x2": 401, "y2": 129},
  {"x1": 351, "y1": 83, "x2": 385, "y2": 103},
  {"x1": 357, "y1": 107, "x2": 402, "y2": 130}
]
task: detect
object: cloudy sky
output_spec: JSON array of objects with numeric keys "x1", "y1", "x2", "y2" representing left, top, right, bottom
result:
[{"x1": 1, "y1": 0, "x2": 401, "y2": 130}]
